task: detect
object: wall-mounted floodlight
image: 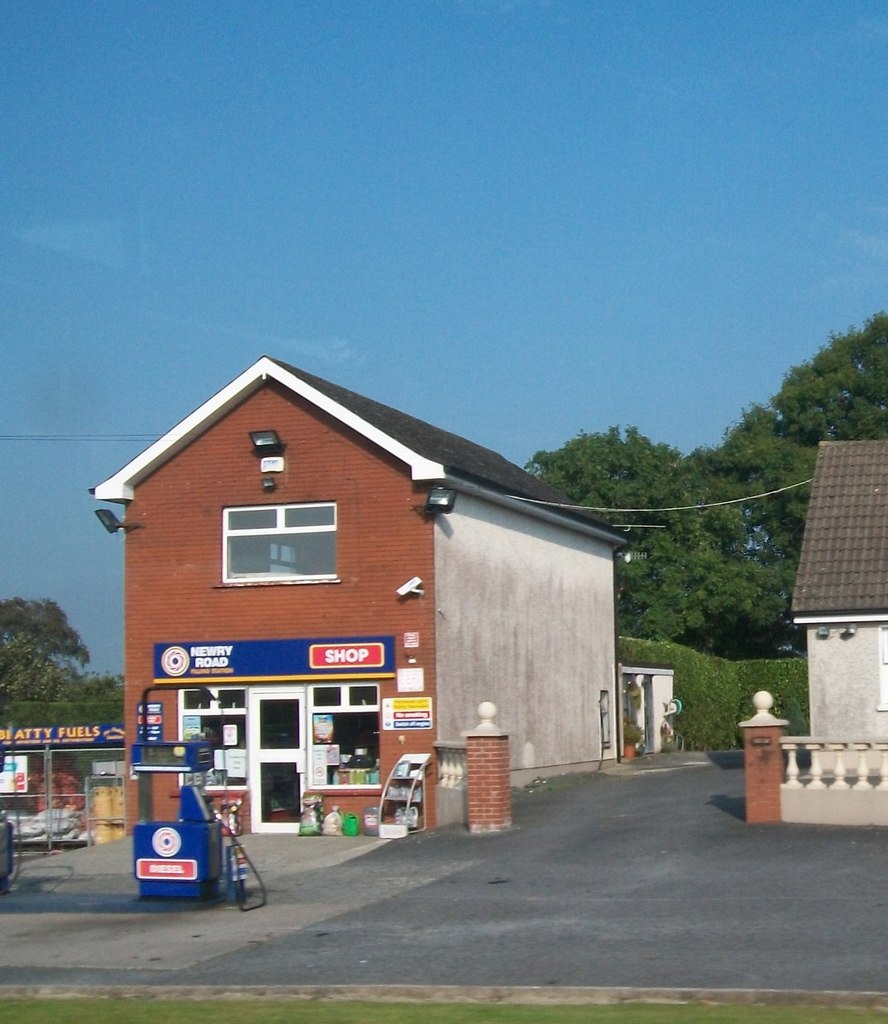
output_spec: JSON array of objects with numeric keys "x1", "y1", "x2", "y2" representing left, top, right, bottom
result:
[
  {"x1": 249, "y1": 429, "x2": 285, "y2": 454},
  {"x1": 425, "y1": 486, "x2": 457, "y2": 514},
  {"x1": 815, "y1": 625, "x2": 831, "y2": 640},
  {"x1": 841, "y1": 624, "x2": 858, "y2": 638},
  {"x1": 95, "y1": 508, "x2": 141, "y2": 534},
  {"x1": 396, "y1": 576, "x2": 425, "y2": 597},
  {"x1": 261, "y1": 476, "x2": 277, "y2": 493}
]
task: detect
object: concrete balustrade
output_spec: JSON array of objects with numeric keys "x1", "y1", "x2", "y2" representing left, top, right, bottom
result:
[
  {"x1": 741, "y1": 690, "x2": 888, "y2": 826},
  {"x1": 781, "y1": 737, "x2": 888, "y2": 825},
  {"x1": 434, "y1": 741, "x2": 468, "y2": 827}
]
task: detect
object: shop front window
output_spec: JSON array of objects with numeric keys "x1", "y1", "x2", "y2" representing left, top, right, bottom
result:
[
  {"x1": 180, "y1": 687, "x2": 247, "y2": 788},
  {"x1": 310, "y1": 684, "x2": 380, "y2": 787}
]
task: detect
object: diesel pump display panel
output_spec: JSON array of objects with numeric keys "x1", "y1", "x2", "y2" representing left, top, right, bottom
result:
[{"x1": 131, "y1": 740, "x2": 213, "y2": 773}]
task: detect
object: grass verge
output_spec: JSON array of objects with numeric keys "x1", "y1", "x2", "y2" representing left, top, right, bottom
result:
[{"x1": 4, "y1": 1000, "x2": 887, "y2": 1024}]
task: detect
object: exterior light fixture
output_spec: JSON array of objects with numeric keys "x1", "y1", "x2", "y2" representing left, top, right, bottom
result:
[
  {"x1": 249, "y1": 430, "x2": 285, "y2": 454},
  {"x1": 261, "y1": 476, "x2": 277, "y2": 493},
  {"x1": 815, "y1": 626, "x2": 831, "y2": 640},
  {"x1": 425, "y1": 486, "x2": 457, "y2": 514},
  {"x1": 841, "y1": 624, "x2": 858, "y2": 638},
  {"x1": 94, "y1": 508, "x2": 141, "y2": 534}
]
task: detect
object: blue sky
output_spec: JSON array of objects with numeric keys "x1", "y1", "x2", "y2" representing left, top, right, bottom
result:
[{"x1": 3, "y1": 1, "x2": 888, "y2": 676}]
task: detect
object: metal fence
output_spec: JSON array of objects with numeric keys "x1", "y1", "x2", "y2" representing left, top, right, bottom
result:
[{"x1": 1, "y1": 746, "x2": 126, "y2": 852}]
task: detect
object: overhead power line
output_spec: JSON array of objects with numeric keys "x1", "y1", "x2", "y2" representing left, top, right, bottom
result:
[
  {"x1": 515, "y1": 477, "x2": 814, "y2": 515},
  {"x1": 1, "y1": 435, "x2": 814, "y2": 514},
  {"x1": 0, "y1": 434, "x2": 158, "y2": 441}
]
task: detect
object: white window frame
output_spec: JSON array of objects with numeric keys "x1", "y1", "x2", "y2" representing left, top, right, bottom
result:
[
  {"x1": 879, "y1": 627, "x2": 888, "y2": 711},
  {"x1": 178, "y1": 686, "x2": 248, "y2": 789},
  {"x1": 309, "y1": 683, "x2": 381, "y2": 789},
  {"x1": 223, "y1": 502, "x2": 337, "y2": 583}
]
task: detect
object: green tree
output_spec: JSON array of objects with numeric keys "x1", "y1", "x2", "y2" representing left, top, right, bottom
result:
[
  {"x1": 0, "y1": 597, "x2": 89, "y2": 668},
  {"x1": 0, "y1": 597, "x2": 90, "y2": 708},
  {"x1": 700, "y1": 311, "x2": 888, "y2": 652},
  {"x1": 0, "y1": 636, "x2": 70, "y2": 702},
  {"x1": 72, "y1": 672, "x2": 124, "y2": 701},
  {"x1": 772, "y1": 311, "x2": 888, "y2": 444},
  {"x1": 528, "y1": 427, "x2": 788, "y2": 657},
  {"x1": 529, "y1": 313, "x2": 888, "y2": 659}
]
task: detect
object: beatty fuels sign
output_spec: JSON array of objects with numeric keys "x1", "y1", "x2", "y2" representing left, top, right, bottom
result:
[
  {"x1": 0, "y1": 724, "x2": 125, "y2": 747},
  {"x1": 154, "y1": 636, "x2": 395, "y2": 682}
]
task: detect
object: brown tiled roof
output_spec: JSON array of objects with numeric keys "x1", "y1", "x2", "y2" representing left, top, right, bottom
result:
[
  {"x1": 793, "y1": 440, "x2": 888, "y2": 615},
  {"x1": 271, "y1": 358, "x2": 623, "y2": 540}
]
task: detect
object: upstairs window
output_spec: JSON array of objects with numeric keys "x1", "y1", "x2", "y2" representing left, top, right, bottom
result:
[{"x1": 224, "y1": 503, "x2": 337, "y2": 582}]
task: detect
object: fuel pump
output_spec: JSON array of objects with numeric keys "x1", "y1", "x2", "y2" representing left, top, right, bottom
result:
[{"x1": 131, "y1": 740, "x2": 223, "y2": 900}]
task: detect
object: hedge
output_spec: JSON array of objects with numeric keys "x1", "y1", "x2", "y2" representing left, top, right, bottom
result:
[
  {"x1": 618, "y1": 636, "x2": 808, "y2": 751},
  {"x1": 5, "y1": 700, "x2": 124, "y2": 729}
]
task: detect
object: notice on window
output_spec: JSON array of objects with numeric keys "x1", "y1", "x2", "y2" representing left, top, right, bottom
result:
[
  {"x1": 382, "y1": 697, "x2": 433, "y2": 731},
  {"x1": 182, "y1": 715, "x2": 202, "y2": 741},
  {"x1": 222, "y1": 748, "x2": 247, "y2": 777},
  {"x1": 313, "y1": 714, "x2": 334, "y2": 743},
  {"x1": 311, "y1": 746, "x2": 329, "y2": 786}
]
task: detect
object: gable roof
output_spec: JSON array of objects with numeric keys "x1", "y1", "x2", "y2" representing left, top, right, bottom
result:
[
  {"x1": 93, "y1": 355, "x2": 623, "y2": 545},
  {"x1": 793, "y1": 440, "x2": 888, "y2": 617}
]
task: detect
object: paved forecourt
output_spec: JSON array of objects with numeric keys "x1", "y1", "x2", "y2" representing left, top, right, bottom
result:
[{"x1": 3, "y1": 753, "x2": 888, "y2": 1005}]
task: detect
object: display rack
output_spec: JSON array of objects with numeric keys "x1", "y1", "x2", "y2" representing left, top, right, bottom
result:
[{"x1": 378, "y1": 753, "x2": 429, "y2": 838}]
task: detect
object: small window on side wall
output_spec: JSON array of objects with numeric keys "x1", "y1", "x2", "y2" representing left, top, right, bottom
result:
[
  {"x1": 223, "y1": 502, "x2": 336, "y2": 582},
  {"x1": 880, "y1": 627, "x2": 888, "y2": 711}
]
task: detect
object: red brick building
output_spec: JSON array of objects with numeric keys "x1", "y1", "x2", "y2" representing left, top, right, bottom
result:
[{"x1": 93, "y1": 357, "x2": 624, "y2": 833}]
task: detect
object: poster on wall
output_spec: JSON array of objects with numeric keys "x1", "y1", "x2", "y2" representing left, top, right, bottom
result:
[
  {"x1": 396, "y1": 667, "x2": 424, "y2": 693},
  {"x1": 382, "y1": 697, "x2": 433, "y2": 731},
  {"x1": 0, "y1": 754, "x2": 28, "y2": 794},
  {"x1": 137, "y1": 702, "x2": 163, "y2": 742}
]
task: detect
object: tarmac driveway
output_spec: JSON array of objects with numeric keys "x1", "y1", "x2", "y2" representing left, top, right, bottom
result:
[{"x1": 2, "y1": 752, "x2": 888, "y2": 998}]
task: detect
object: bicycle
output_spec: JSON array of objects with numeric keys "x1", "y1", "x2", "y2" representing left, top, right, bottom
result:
[
  {"x1": 216, "y1": 795, "x2": 244, "y2": 837},
  {"x1": 208, "y1": 794, "x2": 266, "y2": 911}
]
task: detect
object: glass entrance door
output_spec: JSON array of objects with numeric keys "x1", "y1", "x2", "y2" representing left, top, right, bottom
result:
[{"x1": 249, "y1": 687, "x2": 305, "y2": 833}]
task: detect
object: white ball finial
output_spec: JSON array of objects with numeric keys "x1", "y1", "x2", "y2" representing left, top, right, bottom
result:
[
  {"x1": 467, "y1": 700, "x2": 503, "y2": 736},
  {"x1": 752, "y1": 691, "x2": 774, "y2": 715},
  {"x1": 478, "y1": 700, "x2": 497, "y2": 723}
]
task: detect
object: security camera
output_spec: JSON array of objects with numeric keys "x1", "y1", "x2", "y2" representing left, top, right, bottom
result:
[{"x1": 396, "y1": 576, "x2": 424, "y2": 597}]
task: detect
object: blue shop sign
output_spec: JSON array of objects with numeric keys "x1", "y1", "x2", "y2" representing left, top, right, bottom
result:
[{"x1": 154, "y1": 636, "x2": 395, "y2": 682}]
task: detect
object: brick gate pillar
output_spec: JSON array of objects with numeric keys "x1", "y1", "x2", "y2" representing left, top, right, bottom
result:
[
  {"x1": 465, "y1": 701, "x2": 512, "y2": 833},
  {"x1": 739, "y1": 690, "x2": 788, "y2": 824}
]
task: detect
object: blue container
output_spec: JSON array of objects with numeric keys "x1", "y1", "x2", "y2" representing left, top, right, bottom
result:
[{"x1": 0, "y1": 819, "x2": 12, "y2": 894}]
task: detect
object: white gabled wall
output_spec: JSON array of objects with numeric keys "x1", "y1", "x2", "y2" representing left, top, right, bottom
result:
[
  {"x1": 807, "y1": 623, "x2": 887, "y2": 736},
  {"x1": 433, "y1": 491, "x2": 617, "y2": 776}
]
